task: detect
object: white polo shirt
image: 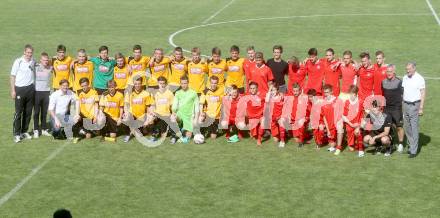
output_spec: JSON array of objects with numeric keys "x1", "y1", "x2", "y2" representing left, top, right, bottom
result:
[
  {"x1": 402, "y1": 72, "x2": 425, "y2": 102},
  {"x1": 48, "y1": 89, "x2": 76, "y2": 115},
  {"x1": 11, "y1": 56, "x2": 36, "y2": 87}
]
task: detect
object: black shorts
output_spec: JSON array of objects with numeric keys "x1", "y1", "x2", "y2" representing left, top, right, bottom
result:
[
  {"x1": 385, "y1": 108, "x2": 403, "y2": 127},
  {"x1": 369, "y1": 132, "x2": 393, "y2": 144},
  {"x1": 206, "y1": 119, "x2": 219, "y2": 135},
  {"x1": 155, "y1": 118, "x2": 169, "y2": 134},
  {"x1": 103, "y1": 113, "x2": 118, "y2": 134}
]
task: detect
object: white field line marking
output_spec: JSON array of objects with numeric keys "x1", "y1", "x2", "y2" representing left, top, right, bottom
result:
[
  {"x1": 202, "y1": 0, "x2": 236, "y2": 24},
  {"x1": 425, "y1": 0, "x2": 440, "y2": 26},
  {"x1": 169, "y1": 13, "x2": 431, "y2": 54},
  {"x1": 0, "y1": 142, "x2": 68, "y2": 207}
]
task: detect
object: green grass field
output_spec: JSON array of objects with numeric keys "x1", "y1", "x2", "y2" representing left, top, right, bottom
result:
[{"x1": 1, "y1": 0, "x2": 440, "y2": 217}]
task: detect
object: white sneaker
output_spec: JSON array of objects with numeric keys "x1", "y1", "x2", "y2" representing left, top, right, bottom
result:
[
  {"x1": 41, "y1": 129, "x2": 52, "y2": 137},
  {"x1": 78, "y1": 129, "x2": 86, "y2": 136},
  {"x1": 14, "y1": 135, "x2": 21, "y2": 143},
  {"x1": 33, "y1": 130, "x2": 39, "y2": 139},
  {"x1": 358, "y1": 151, "x2": 365, "y2": 157},
  {"x1": 327, "y1": 147, "x2": 336, "y2": 152},
  {"x1": 22, "y1": 133, "x2": 32, "y2": 140},
  {"x1": 278, "y1": 141, "x2": 285, "y2": 148},
  {"x1": 384, "y1": 152, "x2": 391, "y2": 157},
  {"x1": 397, "y1": 144, "x2": 404, "y2": 153},
  {"x1": 123, "y1": 135, "x2": 131, "y2": 143}
]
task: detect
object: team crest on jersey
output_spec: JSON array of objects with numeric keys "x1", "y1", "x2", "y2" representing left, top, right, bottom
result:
[
  {"x1": 228, "y1": 66, "x2": 239, "y2": 72},
  {"x1": 115, "y1": 73, "x2": 127, "y2": 79},
  {"x1": 174, "y1": 64, "x2": 184, "y2": 70},
  {"x1": 99, "y1": 65, "x2": 109, "y2": 73},
  {"x1": 76, "y1": 66, "x2": 89, "y2": 73},
  {"x1": 212, "y1": 68, "x2": 223, "y2": 74},
  {"x1": 191, "y1": 68, "x2": 202, "y2": 74},
  {"x1": 57, "y1": 64, "x2": 68, "y2": 71},
  {"x1": 154, "y1": 65, "x2": 165, "y2": 72}
]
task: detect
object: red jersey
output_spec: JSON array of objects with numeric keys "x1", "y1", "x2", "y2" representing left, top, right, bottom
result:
[
  {"x1": 321, "y1": 96, "x2": 343, "y2": 130},
  {"x1": 340, "y1": 63, "x2": 358, "y2": 93},
  {"x1": 290, "y1": 94, "x2": 311, "y2": 123},
  {"x1": 269, "y1": 94, "x2": 284, "y2": 120},
  {"x1": 228, "y1": 95, "x2": 241, "y2": 122},
  {"x1": 373, "y1": 63, "x2": 387, "y2": 96},
  {"x1": 304, "y1": 59, "x2": 325, "y2": 94},
  {"x1": 343, "y1": 98, "x2": 362, "y2": 124},
  {"x1": 287, "y1": 63, "x2": 306, "y2": 93},
  {"x1": 358, "y1": 65, "x2": 375, "y2": 100},
  {"x1": 323, "y1": 58, "x2": 341, "y2": 96},
  {"x1": 246, "y1": 94, "x2": 265, "y2": 119},
  {"x1": 243, "y1": 59, "x2": 256, "y2": 82},
  {"x1": 248, "y1": 64, "x2": 274, "y2": 96}
]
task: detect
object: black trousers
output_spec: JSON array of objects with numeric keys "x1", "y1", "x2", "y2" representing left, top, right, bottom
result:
[
  {"x1": 13, "y1": 85, "x2": 35, "y2": 136},
  {"x1": 34, "y1": 91, "x2": 50, "y2": 131}
]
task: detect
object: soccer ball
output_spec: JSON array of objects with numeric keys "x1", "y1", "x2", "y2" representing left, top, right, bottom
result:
[{"x1": 193, "y1": 134, "x2": 205, "y2": 144}]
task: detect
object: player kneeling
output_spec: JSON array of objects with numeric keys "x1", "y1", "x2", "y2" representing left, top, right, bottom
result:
[
  {"x1": 152, "y1": 76, "x2": 174, "y2": 141},
  {"x1": 245, "y1": 82, "x2": 265, "y2": 146},
  {"x1": 362, "y1": 100, "x2": 393, "y2": 157},
  {"x1": 265, "y1": 83, "x2": 286, "y2": 148},
  {"x1": 98, "y1": 80, "x2": 125, "y2": 142},
  {"x1": 222, "y1": 85, "x2": 244, "y2": 143},
  {"x1": 199, "y1": 76, "x2": 224, "y2": 139},
  {"x1": 288, "y1": 83, "x2": 311, "y2": 148},
  {"x1": 73, "y1": 78, "x2": 99, "y2": 143},
  {"x1": 123, "y1": 77, "x2": 155, "y2": 142}
]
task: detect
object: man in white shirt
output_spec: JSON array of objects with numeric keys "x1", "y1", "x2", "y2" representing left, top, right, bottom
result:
[
  {"x1": 48, "y1": 79, "x2": 76, "y2": 140},
  {"x1": 402, "y1": 62, "x2": 426, "y2": 158},
  {"x1": 10, "y1": 44, "x2": 36, "y2": 143}
]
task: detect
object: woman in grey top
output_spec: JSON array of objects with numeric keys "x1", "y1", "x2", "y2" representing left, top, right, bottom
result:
[{"x1": 33, "y1": 52, "x2": 53, "y2": 138}]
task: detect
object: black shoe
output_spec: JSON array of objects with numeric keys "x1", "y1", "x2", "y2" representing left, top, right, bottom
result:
[
  {"x1": 298, "y1": 143, "x2": 304, "y2": 148},
  {"x1": 408, "y1": 154, "x2": 417, "y2": 158}
]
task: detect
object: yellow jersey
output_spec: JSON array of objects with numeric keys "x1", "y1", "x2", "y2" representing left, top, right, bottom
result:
[
  {"x1": 53, "y1": 56, "x2": 73, "y2": 89},
  {"x1": 128, "y1": 56, "x2": 150, "y2": 86},
  {"x1": 154, "y1": 89, "x2": 174, "y2": 116},
  {"x1": 126, "y1": 90, "x2": 154, "y2": 118},
  {"x1": 72, "y1": 61, "x2": 94, "y2": 91},
  {"x1": 148, "y1": 57, "x2": 171, "y2": 87},
  {"x1": 114, "y1": 65, "x2": 130, "y2": 90},
  {"x1": 200, "y1": 86, "x2": 224, "y2": 119},
  {"x1": 169, "y1": 58, "x2": 188, "y2": 86},
  {"x1": 226, "y1": 58, "x2": 245, "y2": 88},
  {"x1": 99, "y1": 91, "x2": 124, "y2": 120},
  {"x1": 188, "y1": 60, "x2": 208, "y2": 93},
  {"x1": 208, "y1": 59, "x2": 227, "y2": 88},
  {"x1": 77, "y1": 89, "x2": 99, "y2": 119}
]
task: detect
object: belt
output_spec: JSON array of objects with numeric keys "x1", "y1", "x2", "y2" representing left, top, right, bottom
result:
[{"x1": 404, "y1": 100, "x2": 420, "y2": 105}]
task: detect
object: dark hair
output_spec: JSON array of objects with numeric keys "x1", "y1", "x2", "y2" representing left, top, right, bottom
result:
[
  {"x1": 308, "y1": 48, "x2": 318, "y2": 56},
  {"x1": 135, "y1": 76, "x2": 143, "y2": 83},
  {"x1": 359, "y1": 52, "x2": 370, "y2": 59},
  {"x1": 98, "y1": 45, "x2": 108, "y2": 53},
  {"x1": 372, "y1": 100, "x2": 379, "y2": 108},
  {"x1": 174, "y1": 47, "x2": 183, "y2": 52},
  {"x1": 210, "y1": 75, "x2": 219, "y2": 82},
  {"x1": 53, "y1": 208, "x2": 72, "y2": 218},
  {"x1": 57, "y1": 44, "x2": 66, "y2": 52},
  {"x1": 375, "y1": 50, "x2": 385, "y2": 57},
  {"x1": 326, "y1": 48, "x2": 335, "y2": 55},
  {"x1": 24, "y1": 44, "x2": 33, "y2": 51},
  {"x1": 59, "y1": 79, "x2": 69, "y2": 86},
  {"x1": 249, "y1": 81, "x2": 258, "y2": 87},
  {"x1": 41, "y1": 52, "x2": 49, "y2": 57},
  {"x1": 255, "y1": 52, "x2": 264, "y2": 59},
  {"x1": 230, "y1": 45, "x2": 239, "y2": 53},
  {"x1": 180, "y1": 75, "x2": 189, "y2": 82},
  {"x1": 292, "y1": 82, "x2": 301, "y2": 89},
  {"x1": 246, "y1": 46, "x2": 255, "y2": 51},
  {"x1": 307, "y1": 89, "x2": 317, "y2": 96},
  {"x1": 343, "y1": 50, "x2": 352, "y2": 57},
  {"x1": 107, "y1": 80, "x2": 117, "y2": 87},
  {"x1": 348, "y1": 85, "x2": 359, "y2": 94},
  {"x1": 323, "y1": 84, "x2": 333, "y2": 91},
  {"x1": 133, "y1": 44, "x2": 142, "y2": 51},
  {"x1": 115, "y1": 52, "x2": 125, "y2": 60},
  {"x1": 191, "y1": 47, "x2": 201, "y2": 54},
  {"x1": 273, "y1": 45, "x2": 283, "y2": 53},
  {"x1": 79, "y1": 77, "x2": 90, "y2": 85},
  {"x1": 211, "y1": 47, "x2": 221, "y2": 56},
  {"x1": 157, "y1": 76, "x2": 167, "y2": 83},
  {"x1": 230, "y1": 84, "x2": 238, "y2": 90}
]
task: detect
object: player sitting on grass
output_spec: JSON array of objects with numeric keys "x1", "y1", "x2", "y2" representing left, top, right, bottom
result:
[
  {"x1": 199, "y1": 76, "x2": 224, "y2": 139},
  {"x1": 73, "y1": 78, "x2": 99, "y2": 143}
]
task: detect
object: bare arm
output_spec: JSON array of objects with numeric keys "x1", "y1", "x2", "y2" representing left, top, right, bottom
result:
[
  {"x1": 10, "y1": 76, "x2": 16, "y2": 99},
  {"x1": 419, "y1": 88, "x2": 425, "y2": 115}
]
